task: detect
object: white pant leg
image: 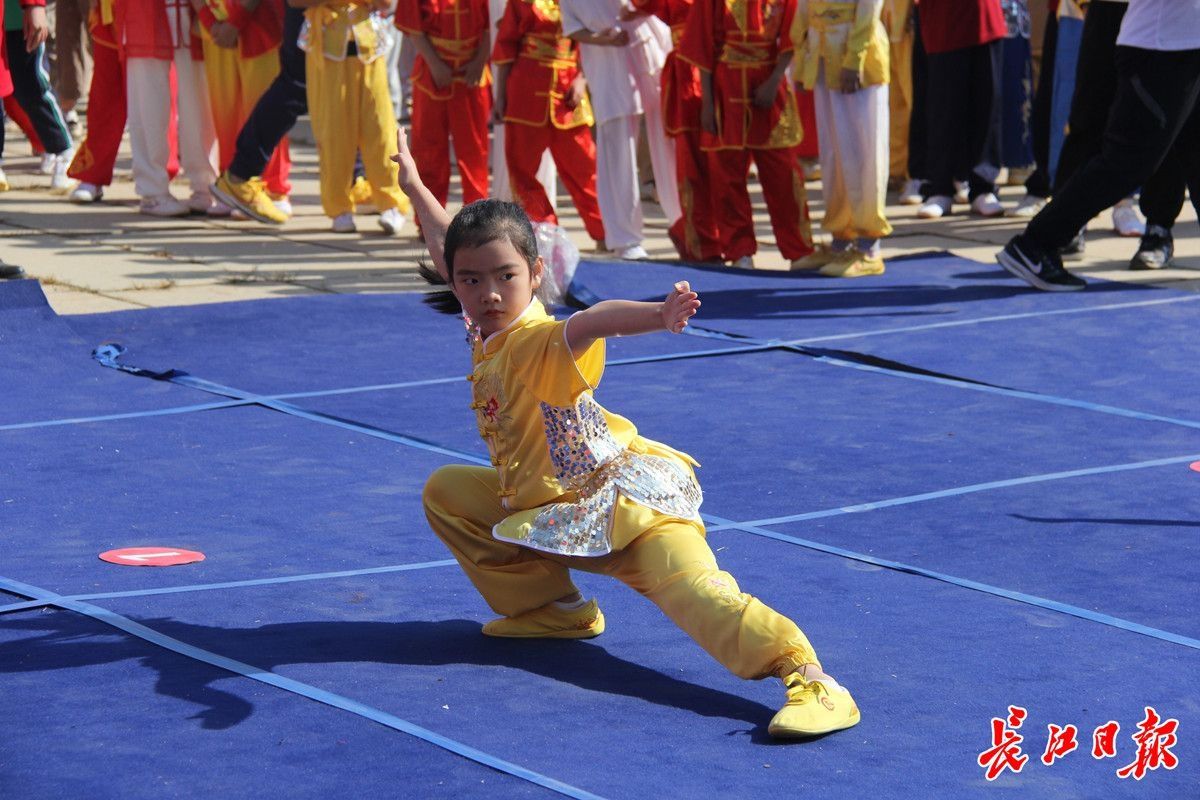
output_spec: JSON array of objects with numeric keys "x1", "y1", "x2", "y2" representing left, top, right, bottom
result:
[
  {"x1": 813, "y1": 81, "x2": 846, "y2": 239},
  {"x1": 125, "y1": 57, "x2": 172, "y2": 198},
  {"x1": 172, "y1": 46, "x2": 218, "y2": 195},
  {"x1": 596, "y1": 114, "x2": 642, "y2": 249},
  {"x1": 630, "y1": 45, "x2": 680, "y2": 223},
  {"x1": 827, "y1": 82, "x2": 889, "y2": 238}
]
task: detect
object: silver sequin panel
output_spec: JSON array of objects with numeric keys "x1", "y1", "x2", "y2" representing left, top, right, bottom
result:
[
  {"x1": 528, "y1": 395, "x2": 703, "y2": 556},
  {"x1": 540, "y1": 395, "x2": 626, "y2": 489}
]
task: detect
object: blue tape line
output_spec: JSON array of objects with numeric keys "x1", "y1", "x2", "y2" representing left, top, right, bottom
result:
[
  {"x1": 700, "y1": 514, "x2": 1200, "y2": 652},
  {"x1": 705, "y1": 453, "x2": 1200, "y2": 532},
  {"x1": 0, "y1": 559, "x2": 459, "y2": 615},
  {"x1": 0, "y1": 575, "x2": 608, "y2": 800},
  {"x1": 0, "y1": 399, "x2": 254, "y2": 432}
]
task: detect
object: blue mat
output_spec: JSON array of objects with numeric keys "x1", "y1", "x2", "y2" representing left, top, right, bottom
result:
[{"x1": 4, "y1": 255, "x2": 1198, "y2": 799}]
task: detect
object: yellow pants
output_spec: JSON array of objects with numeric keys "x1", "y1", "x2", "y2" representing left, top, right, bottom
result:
[
  {"x1": 306, "y1": 53, "x2": 410, "y2": 218},
  {"x1": 423, "y1": 465, "x2": 820, "y2": 680},
  {"x1": 202, "y1": 44, "x2": 281, "y2": 173},
  {"x1": 888, "y1": 29, "x2": 914, "y2": 180}
]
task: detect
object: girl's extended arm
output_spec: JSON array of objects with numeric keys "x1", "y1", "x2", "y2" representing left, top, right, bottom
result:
[
  {"x1": 392, "y1": 128, "x2": 453, "y2": 281},
  {"x1": 565, "y1": 282, "x2": 700, "y2": 356}
]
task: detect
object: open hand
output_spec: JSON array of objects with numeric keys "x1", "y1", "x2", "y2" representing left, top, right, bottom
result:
[
  {"x1": 211, "y1": 21, "x2": 240, "y2": 49},
  {"x1": 564, "y1": 75, "x2": 587, "y2": 109},
  {"x1": 594, "y1": 28, "x2": 629, "y2": 46},
  {"x1": 23, "y1": 5, "x2": 48, "y2": 52},
  {"x1": 427, "y1": 56, "x2": 454, "y2": 89},
  {"x1": 752, "y1": 77, "x2": 779, "y2": 108},
  {"x1": 661, "y1": 281, "x2": 700, "y2": 333}
]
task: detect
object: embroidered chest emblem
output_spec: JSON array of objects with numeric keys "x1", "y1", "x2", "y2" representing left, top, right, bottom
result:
[
  {"x1": 483, "y1": 396, "x2": 500, "y2": 422},
  {"x1": 473, "y1": 372, "x2": 512, "y2": 430}
]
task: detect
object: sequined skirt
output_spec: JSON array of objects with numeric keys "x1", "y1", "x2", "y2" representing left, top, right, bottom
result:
[{"x1": 491, "y1": 451, "x2": 703, "y2": 557}]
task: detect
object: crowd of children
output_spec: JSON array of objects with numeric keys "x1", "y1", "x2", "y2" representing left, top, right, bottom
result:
[{"x1": 1, "y1": 0, "x2": 1194, "y2": 277}]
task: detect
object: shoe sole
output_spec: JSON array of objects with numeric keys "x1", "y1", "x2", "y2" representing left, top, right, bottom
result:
[
  {"x1": 482, "y1": 616, "x2": 605, "y2": 639},
  {"x1": 768, "y1": 707, "x2": 862, "y2": 739},
  {"x1": 210, "y1": 181, "x2": 284, "y2": 225},
  {"x1": 996, "y1": 248, "x2": 1084, "y2": 292}
]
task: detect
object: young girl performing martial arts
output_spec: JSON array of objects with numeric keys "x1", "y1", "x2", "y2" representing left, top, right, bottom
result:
[{"x1": 394, "y1": 127, "x2": 861, "y2": 739}]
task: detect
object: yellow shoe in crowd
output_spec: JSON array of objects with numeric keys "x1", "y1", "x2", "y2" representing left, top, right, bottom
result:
[
  {"x1": 790, "y1": 247, "x2": 848, "y2": 271},
  {"x1": 0, "y1": 166, "x2": 9, "y2": 192},
  {"x1": 820, "y1": 252, "x2": 886, "y2": 278},
  {"x1": 481, "y1": 598, "x2": 605, "y2": 639},
  {"x1": 768, "y1": 670, "x2": 861, "y2": 739},
  {"x1": 349, "y1": 175, "x2": 374, "y2": 211},
  {"x1": 210, "y1": 171, "x2": 288, "y2": 225}
]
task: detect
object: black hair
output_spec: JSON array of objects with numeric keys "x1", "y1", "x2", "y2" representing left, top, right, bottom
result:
[{"x1": 421, "y1": 199, "x2": 540, "y2": 315}]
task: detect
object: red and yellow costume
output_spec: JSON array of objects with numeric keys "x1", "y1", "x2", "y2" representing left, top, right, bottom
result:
[
  {"x1": 491, "y1": 0, "x2": 604, "y2": 242},
  {"x1": 632, "y1": 0, "x2": 721, "y2": 262},
  {"x1": 69, "y1": 0, "x2": 181, "y2": 186},
  {"x1": 395, "y1": 0, "x2": 491, "y2": 206},
  {"x1": 196, "y1": 0, "x2": 291, "y2": 197},
  {"x1": 678, "y1": 0, "x2": 813, "y2": 261}
]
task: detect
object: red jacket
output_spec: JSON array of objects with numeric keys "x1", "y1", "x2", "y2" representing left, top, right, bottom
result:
[{"x1": 917, "y1": 0, "x2": 1006, "y2": 55}]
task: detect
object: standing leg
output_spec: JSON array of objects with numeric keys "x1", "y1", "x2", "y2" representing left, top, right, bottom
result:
[
  {"x1": 632, "y1": 44, "x2": 681, "y2": 224},
  {"x1": 411, "y1": 87, "x2": 452, "y2": 206},
  {"x1": 752, "y1": 145, "x2": 813, "y2": 261},
  {"x1": 173, "y1": 46, "x2": 219, "y2": 200},
  {"x1": 595, "y1": 114, "x2": 643, "y2": 252},
  {"x1": 548, "y1": 124, "x2": 606, "y2": 243},
  {"x1": 505, "y1": 123, "x2": 557, "y2": 224},
  {"x1": 308, "y1": 57, "x2": 361, "y2": 219},
  {"x1": 667, "y1": 130, "x2": 722, "y2": 262},
  {"x1": 358, "y1": 57, "x2": 409, "y2": 213},
  {"x1": 67, "y1": 40, "x2": 125, "y2": 187},
  {"x1": 125, "y1": 57, "x2": 172, "y2": 199},
  {"x1": 449, "y1": 81, "x2": 491, "y2": 204},
  {"x1": 712, "y1": 146, "x2": 755, "y2": 262}
]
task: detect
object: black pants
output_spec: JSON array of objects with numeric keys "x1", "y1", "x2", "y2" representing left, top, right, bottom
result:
[
  {"x1": 907, "y1": 7, "x2": 928, "y2": 182},
  {"x1": 1026, "y1": 46, "x2": 1200, "y2": 251},
  {"x1": 924, "y1": 40, "x2": 1002, "y2": 200},
  {"x1": 228, "y1": 5, "x2": 307, "y2": 181},
  {"x1": 1024, "y1": 12, "x2": 1057, "y2": 199},
  {"x1": 0, "y1": 35, "x2": 72, "y2": 157}
]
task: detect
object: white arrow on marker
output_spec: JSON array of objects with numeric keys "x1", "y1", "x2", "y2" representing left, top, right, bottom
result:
[{"x1": 119, "y1": 551, "x2": 183, "y2": 562}]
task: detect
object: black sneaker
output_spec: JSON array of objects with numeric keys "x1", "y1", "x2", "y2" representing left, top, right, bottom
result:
[
  {"x1": 1130, "y1": 225, "x2": 1174, "y2": 270},
  {"x1": 1059, "y1": 230, "x2": 1086, "y2": 261},
  {"x1": 0, "y1": 262, "x2": 25, "y2": 279},
  {"x1": 997, "y1": 235, "x2": 1087, "y2": 292}
]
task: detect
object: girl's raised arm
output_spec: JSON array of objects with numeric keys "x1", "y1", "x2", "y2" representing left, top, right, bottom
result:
[
  {"x1": 393, "y1": 128, "x2": 454, "y2": 281},
  {"x1": 565, "y1": 282, "x2": 700, "y2": 356}
]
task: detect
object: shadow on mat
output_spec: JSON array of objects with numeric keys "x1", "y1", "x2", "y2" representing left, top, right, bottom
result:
[
  {"x1": 1012, "y1": 513, "x2": 1200, "y2": 528},
  {"x1": 0, "y1": 615, "x2": 776, "y2": 738},
  {"x1": 626, "y1": 279, "x2": 1137, "y2": 323}
]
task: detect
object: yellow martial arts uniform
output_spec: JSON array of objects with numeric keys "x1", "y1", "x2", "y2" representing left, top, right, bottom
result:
[
  {"x1": 423, "y1": 300, "x2": 821, "y2": 680},
  {"x1": 794, "y1": 0, "x2": 893, "y2": 242},
  {"x1": 303, "y1": 1, "x2": 411, "y2": 218}
]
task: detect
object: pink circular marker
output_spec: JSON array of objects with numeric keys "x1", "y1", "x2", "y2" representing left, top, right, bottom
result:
[
  {"x1": 1190, "y1": 462, "x2": 1200, "y2": 474},
  {"x1": 99, "y1": 547, "x2": 205, "y2": 567}
]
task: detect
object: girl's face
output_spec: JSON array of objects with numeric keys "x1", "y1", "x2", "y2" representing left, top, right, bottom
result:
[{"x1": 451, "y1": 237, "x2": 544, "y2": 337}]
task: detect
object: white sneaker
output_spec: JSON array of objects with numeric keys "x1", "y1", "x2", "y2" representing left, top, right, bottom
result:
[
  {"x1": 188, "y1": 192, "x2": 214, "y2": 215},
  {"x1": 917, "y1": 195, "x2": 952, "y2": 219},
  {"x1": 1112, "y1": 199, "x2": 1145, "y2": 238},
  {"x1": 64, "y1": 109, "x2": 80, "y2": 133},
  {"x1": 1008, "y1": 194, "x2": 1047, "y2": 217},
  {"x1": 0, "y1": 166, "x2": 9, "y2": 192},
  {"x1": 332, "y1": 212, "x2": 357, "y2": 233},
  {"x1": 70, "y1": 182, "x2": 103, "y2": 203},
  {"x1": 953, "y1": 180, "x2": 969, "y2": 204},
  {"x1": 139, "y1": 194, "x2": 189, "y2": 217},
  {"x1": 615, "y1": 244, "x2": 649, "y2": 260},
  {"x1": 207, "y1": 199, "x2": 233, "y2": 218},
  {"x1": 730, "y1": 255, "x2": 755, "y2": 269},
  {"x1": 378, "y1": 207, "x2": 406, "y2": 235},
  {"x1": 49, "y1": 152, "x2": 75, "y2": 192},
  {"x1": 899, "y1": 178, "x2": 924, "y2": 205},
  {"x1": 39, "y1": 152, "x2": 57, "y2": 175},
  {"x1": 273, "y1": 197, "x2": 293, "y2": 217},
  {"x1": 969, "y1": 192, "x2": 1004, "y2": 217}
]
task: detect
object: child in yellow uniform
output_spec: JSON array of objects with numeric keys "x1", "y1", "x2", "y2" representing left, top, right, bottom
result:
[
  {"x1": 394, "y1": 127, "x2": 861, "y2": 739},
  {"x1": 290, "y1": 0, "x2": 411, "y2": 233},
  {"x1": 790, "y1": 0, "x2": 893, "y2": 277}
]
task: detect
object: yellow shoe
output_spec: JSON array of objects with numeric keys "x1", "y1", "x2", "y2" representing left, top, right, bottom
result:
[
  {"x1": 482, "y1": 599, "x2": 605, "y2": 639},
  {"x1": 0, "y1": 167, "x2": 8, "y2": 192},
  {"x1": 210, "y1": 171, "x2": 288, "y2": 225},
  {"x1": 768, "y1": 672, "x2": 861, "y2": 739},
  {"x1": 349, "y1": 175, "x2": 374, "y2": 211},
  {"x1": 819, "y1": 252, "x2": 885, "y2": 278},
  {"x1": 790, "y1": 247, "x2": 847, "y2": 271}
]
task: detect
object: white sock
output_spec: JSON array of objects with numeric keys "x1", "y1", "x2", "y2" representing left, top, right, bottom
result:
[
  {"x1": 856, "y1": 238, "x2": 881, "y2": 258},
  {"x1": 553, "y1": 597, "x2": 587, "y2": 611}
]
